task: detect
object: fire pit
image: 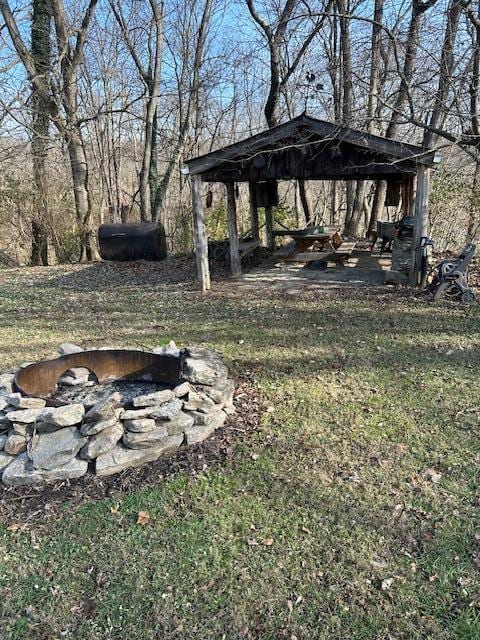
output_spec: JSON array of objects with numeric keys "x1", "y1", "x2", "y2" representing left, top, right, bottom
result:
[{"x1": 0, "y1": 343, "x2": 235, "y2": 486}]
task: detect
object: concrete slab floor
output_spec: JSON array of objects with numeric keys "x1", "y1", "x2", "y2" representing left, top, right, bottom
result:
[{"x1": 237, "y1": 250, "x2": 392, "y2": 291}]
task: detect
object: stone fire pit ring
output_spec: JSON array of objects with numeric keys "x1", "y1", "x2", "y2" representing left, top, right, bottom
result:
[{"x1": 0, "y1": 342, "x2": 235, "y2": 487}]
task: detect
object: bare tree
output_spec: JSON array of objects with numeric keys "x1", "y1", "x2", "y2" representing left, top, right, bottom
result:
[
  {"x1": 0, "y1": 0, "x2": 101, "y2": 260},
  {"x1": 344, "y1": 0, "x2": 384, "y2": 237},
  {"x1": 109, "y1": 0, "x2": 164, "y2": 222},
  {"x1": 368, "y1": 0, "x2": 439, "y2": 235},
  {"x1": 245, "y1": 0, "x2": 331, "y2": 225},
  {"x1": 152, "y1": 0, "x2": 214, "y2": 222},
  {"x1": 30, "y1": 0, "x2": 51, "y2": 265}
]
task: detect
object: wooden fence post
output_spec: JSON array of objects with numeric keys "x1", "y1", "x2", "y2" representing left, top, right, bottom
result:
[
  {"x1": 249, "y1": 181, "x2": 260, "y2": 242},
  {"x1": 192, "y1": 174, "x2": 211, "y2": 291},
  {"x1": 410, "y1": 165, "x2": 430, "y2": 286},
  {"x1": 265, "y1": 205, "x2": 274, "y2": 251},
  {"x1": 226, "y1": 182, "x2": 241, "y2": 276}
]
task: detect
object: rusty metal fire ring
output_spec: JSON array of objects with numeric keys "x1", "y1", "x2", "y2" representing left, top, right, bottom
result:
[{"x1": 14, "y1": 350, "x2": 182, "y2": 406}]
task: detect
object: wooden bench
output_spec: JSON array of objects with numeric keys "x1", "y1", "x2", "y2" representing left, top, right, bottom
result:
[
  {"x1": 275, "y1": 247, "x2": 334, "y2": 264},
  {"x1": 274, "y1": 236, "x2": 357, "y2": 265},
  {"x1": 274, "y1": 241, "x2": 297, "y2": 260},
  {"x1": 239, "y1": 239, "x2": 260, "y2": 258},
  {"x1": 209, "y1": 238, "x2": 260, "y2": 264},
  {"x1": 295, "y1": 251, "x2": 333, "y2": 263},
  {"x1": 332, "y1": 240, "x2": 357, "y2": 260}
]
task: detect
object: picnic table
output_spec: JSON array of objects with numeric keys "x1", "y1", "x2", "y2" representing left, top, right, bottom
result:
[{"x1": 273, "y1": 225, "x2": 356, "y2": 264}]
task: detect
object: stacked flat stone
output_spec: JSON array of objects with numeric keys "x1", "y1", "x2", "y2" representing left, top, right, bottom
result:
[{"x1": 0, "y1": 343, "x2": 235, "y2": 486}]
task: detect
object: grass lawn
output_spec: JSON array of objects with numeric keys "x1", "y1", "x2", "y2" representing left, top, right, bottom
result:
[{"x1": 0, "y1": 260, "x2": 479, "y2": 640}]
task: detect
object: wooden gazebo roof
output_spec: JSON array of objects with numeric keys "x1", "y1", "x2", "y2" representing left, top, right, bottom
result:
[{"x1": 186, "y1": 114, "x2": 437, "y2": 182}]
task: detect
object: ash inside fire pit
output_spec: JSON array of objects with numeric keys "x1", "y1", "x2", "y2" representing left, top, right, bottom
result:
[
  {"x1": 54, "y1": 379, "x2": 172, "y2": 408},
  {"x1": 0, "y1": 343, "x2": 235, "y2": 487}
]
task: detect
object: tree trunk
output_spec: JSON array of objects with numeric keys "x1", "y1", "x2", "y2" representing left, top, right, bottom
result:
[
  {"x1": 356, "y1": 0, "x2": 384, "y2": 238},
  {"x1": 298, "y1": 179, "x2": 312, "y2": 225},
  {"x1": 30, "y1": 0, "x2": 51, "y2": 266},
  {"x1": 139, "y1": 91, "x2": 157, "y2": 221},
  {"x1": 424, "y1": 0, "x2": 461, "y2": 149},
  {"x1": 66, "y1": 131, "x2": 98, "y2": 261},
  {"x1": 345, "y1": 180, "x2": 367, "y2": 236}
]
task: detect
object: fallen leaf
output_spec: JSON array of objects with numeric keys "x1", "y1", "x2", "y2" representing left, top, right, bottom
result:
[
  {"x1": 424, "y1": 468, "x2": 442, "y2": 483},
  {"x1": 261, "y1": 537, "x2": 274, "y2": 546},
  {"x1": 137, "y1": 511, "x2": 151, "y2": 526},
  {"x1": 381, "y1": 577, "x2": 394, "y2": 591},
  {"x1": 6, "y1": 523, "x2": 24, "y2": 532},
  {"x1": 96, "y1": 572, "x2": 108, "y2": 587}
]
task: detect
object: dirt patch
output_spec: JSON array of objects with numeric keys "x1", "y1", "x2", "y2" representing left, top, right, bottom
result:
[{"x1": 0, "y1": 380, "x2": 264, "y2": 525}]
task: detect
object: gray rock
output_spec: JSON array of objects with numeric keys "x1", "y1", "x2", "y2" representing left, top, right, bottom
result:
[
  {"x1": 188, "y1": 406, "x2": 223, "y2": 426},
  {"x1": 0, "y1": 397, "x2": 9, "y2": 412},
  {"x1": 149, "y1": 397, "x2": 182, "y2": 420},
  {"x1": 120, "y1": 407, "x2": 156, "y2": 420},
  {"x1": 132, "y1": 389, "x2": 174, "y2": 408},
  {"x1": 152, "y1": 341, "x2": 181, "y2": 357},
  {"x1": 58, "y1": 342, "x2": 84, "y2": 355},
  {"x1": 173, "y1": 382, "x2": 191, "y2": 397},
  {"x1": 84, "y1": 392, "x2": 123, "y2": 423},
  {"x1": 96, "y1": 435, "x2": 183, "y2": 476},
  {"x1": 59, "y1": 368, "x2": 90, "y2": 386},
  {"x1": 2, "y1": 453, "x2": 87, "y2": 487},
  {"x1": 28, "y1": 426, "x2": 86, "y2": 471},
  {"x1": 0, "y1": 451, "x2": 15, "y2": 472},
  {"x1": 123, "y1": 424, "x2": 169, "y2": 449},
  {"x1": 6, "y1": 408, "x2": 44, "y2": 424},
  {"x1": 0, "y1": 413, "x2": 11, "y2": 429},
  {"x1": 124, "y1": 418, "x2": 156, "y2": 433},
  {"x1": 12, "y1": 423, "x2": 31, "y2": 436},
  {"x1": 181, "y1": 347, "x2": 228, "y2": 386},
  {"x1": 7, "y1": 393, "x2": 46, "y2": 410},
  {"x1": 67, "y1": 367, "x2": 91, "y2": 379},
  {"x1": 184, "y1": 410, "x2": 226, "y2": 445},
  {"x1": 198, "y1": 378, "x2": 235, "y2": 407},
  {"x1": 80, "y1": 415, "x2": 118, "y2": 436},
  {"x1": 0, "y1": 434, "x2": 6, "y2": 450},
  {"x1": 163, "y1": 410, "x2": 194, "y2": 436},
  {"x1": 4, "y1": 434, "x2": 27, "y2": 455},
  {"x1": 36, "y1": 403, "x2": 85, "y2": 431},
  {"x1": 183, "y1": 390, "x2": 215, "y2": 413},
  {"x1": 0, "y1": 373, "x2": 15, "y2": 395},
  {"x1": 80, "y1": 422, "x2": 123, "y2": 460},
  {"x1": 223, "y1": 405, "x2": 236, "y2": 416},
  {"x1": 59, "y1": 375, "x2": 88, "y2": 386}
]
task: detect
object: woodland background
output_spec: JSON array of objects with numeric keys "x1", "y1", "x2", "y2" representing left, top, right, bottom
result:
[{"x1": 0, "y1": 0, "x2": 480, "y2": 266}]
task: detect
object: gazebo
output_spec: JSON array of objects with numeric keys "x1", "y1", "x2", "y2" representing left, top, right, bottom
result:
[{"x1": 184, "y1": 114, "x2": 438, "y2": 291}]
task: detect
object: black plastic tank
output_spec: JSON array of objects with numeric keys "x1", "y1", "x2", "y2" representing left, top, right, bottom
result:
[{"x1": 98, "y1": 223, "x2": 167, "y2": 261}]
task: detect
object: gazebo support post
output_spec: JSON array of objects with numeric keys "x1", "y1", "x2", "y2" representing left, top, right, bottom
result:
[
  {"x1": 248, "y1": 181, "x2": 260, "y2": 241},
  {"x1": 265, "y1": 205, "x2": 274, "y2": 251},
  {"x1": 191, "y1": 174, "x2": 211, "y2": 292},
  {"x1": 410, "y1": 165, "x2": 430, "y2": 286},
  {"x1": 226, "y1": 182, "x2": 242, "y2": 276}
]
